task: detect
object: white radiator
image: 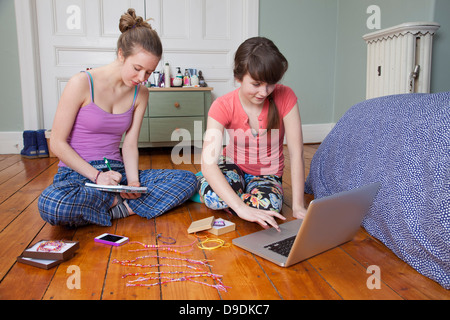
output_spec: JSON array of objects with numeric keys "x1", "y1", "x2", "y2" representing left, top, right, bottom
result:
[{"x1": 363, "y1": 22, "x2": 440, "y2": 99}]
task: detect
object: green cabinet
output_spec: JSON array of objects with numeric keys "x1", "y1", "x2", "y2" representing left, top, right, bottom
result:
[{"x1": 139, "y1": 87, "x2": 213, "y2": 147}]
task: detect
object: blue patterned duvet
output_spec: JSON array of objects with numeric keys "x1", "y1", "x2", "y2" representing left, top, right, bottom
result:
[{"x1": 305, "y1": 92, "x2": 449, "y2": 289}]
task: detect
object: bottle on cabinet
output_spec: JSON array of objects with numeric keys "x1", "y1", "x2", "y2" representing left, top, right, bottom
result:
[
  {"x1": 190, "y1": 69, "x2": 199, "y2": 86},
  {"x1": 173, "y1": 67, "x2": 183, "y2": 87},
  {"x1": 183, "y1": 69, "x2": 190, "y2": 87},
  {"x1": 164, "y1": 62, "x2": 171, "y2": 88}
]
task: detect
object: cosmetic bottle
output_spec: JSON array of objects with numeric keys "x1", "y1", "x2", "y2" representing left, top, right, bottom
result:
[
  {"x1": 164, "y1": 62, "x2": 171, "y2": 88},
  {"x1": 173, "y1": 67, "x2": 183, "y2": 87},
  {"x1": 190, "y1": 69, "x2": 199, "y2": 86},
  {"x1": 183, "y1": 69, "x2": 190, "y2": 87}
]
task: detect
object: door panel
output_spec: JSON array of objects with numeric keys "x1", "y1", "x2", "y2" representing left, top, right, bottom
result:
[
  {"x1": 36, "y1": 0, "x2": 258, "y2": 128},
  {"x1": 36, "y1": 0, "x2": 145, "y2": 128}
]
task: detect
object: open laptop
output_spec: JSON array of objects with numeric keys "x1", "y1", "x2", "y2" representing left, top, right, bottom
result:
[{"x1": 232, "y1": 182, "x2": 380, "y2": 267}]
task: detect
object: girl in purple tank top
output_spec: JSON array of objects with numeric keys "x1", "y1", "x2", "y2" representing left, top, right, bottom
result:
[{"x1": 38, "y1": 9, "x2": 197, "y2": 227}]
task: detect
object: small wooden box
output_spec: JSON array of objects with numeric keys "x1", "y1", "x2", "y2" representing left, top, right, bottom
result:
[
  {"x1": 17, "y1": 256, "x2": 65, "y2": 270},
  {"x1": 208, "y1": 218, "x2": 235, "y2": 236},
  {"x1": 17, "y1": 240, "x2": 79, "y2": 270},
  {"x1": 187, "y1": 216, "x2": 214, "y2": 234},
  {"x1": 21, "y1": 240, "x2": 79, "y2": 261}
]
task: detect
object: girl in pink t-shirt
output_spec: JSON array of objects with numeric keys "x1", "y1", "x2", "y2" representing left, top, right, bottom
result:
[{"x1": 200, "y1": 37, "x2": 307, "y2": 231}]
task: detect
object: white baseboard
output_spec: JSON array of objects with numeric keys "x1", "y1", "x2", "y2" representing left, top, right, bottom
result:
[
  {"x1": 0, "y1": 132, "x2": 23, "y2": 154},
  {"x1": 302, "y1": 123, "x2": 334, "y2": 144},
  {"x1": 0, "y1": 124, "x2": 333, "y2": 154}
]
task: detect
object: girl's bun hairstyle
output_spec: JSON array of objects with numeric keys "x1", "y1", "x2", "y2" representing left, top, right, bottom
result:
[{"x1": 117, "y1": 8, "x2": 162, "y2": 59}]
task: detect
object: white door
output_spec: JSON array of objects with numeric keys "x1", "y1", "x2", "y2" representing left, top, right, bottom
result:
[
  {"x1": 147, "y1": 0, "x2": 259, "y2": 100},
  {"x1": 35, "y1": 0, "x2": 258, "y2": 129},
  {"x1": 36, "y1": 0, "x2": 145, "y2": 128}
]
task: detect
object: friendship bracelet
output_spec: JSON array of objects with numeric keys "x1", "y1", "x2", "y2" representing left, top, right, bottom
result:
[
  {"x1": 125, "y1": 274, "x2": 230, "y2": 292},
  {"x1": 94, "y1": 171, "x2": 101, "y2": 184},
  {"x1": 156, "y1": 233, "x2": 176, "y2": 245},
  {"x1": 130, "y1": 239, "x2": 196, "y2": 249},
  {"x1": 128, "y1": 240, "x2": 196, "y2": 254},
  {"x1": 121, "y1": 270, "x2": 223, "y2": 279},
  {"x1": 127, "y1": 274, "x2": 222, "y2": 285},
  {"x1": 197, "y1": 238, "x2": 230, "y2": 251},
  {"x1": 129, "y1": 246, "x2": 193, "y2": 254},
  {"x1": 112, "y1": 255, "x2": 212, "y2": 268},
  {"x1": 192, "y1": 233, "x2": 230, "y2": 251},
  {"x1": 112, "y1": 243, "x2": 231, "y2": 291},
  {"x1": 36, "y1": 240, "x2": 65, "y2": 252},
  {"x1": 113, "y1": 255, "x2": 229, "y2": 291},
  {"x1": 118, "y1": 263, "x2": 202, "y2": 273}
]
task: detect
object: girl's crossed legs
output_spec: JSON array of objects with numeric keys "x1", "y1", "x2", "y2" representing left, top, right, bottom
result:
[
  {"x1": 199, "y1": 156, "x2": 283, "y2": 213},
  {"x1": 38, "y1": 160, "x2": 197, "y2": 227}
]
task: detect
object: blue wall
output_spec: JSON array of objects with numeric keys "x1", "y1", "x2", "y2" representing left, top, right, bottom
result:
[
  {"x1": 1, "y1": 0, "x2": 449, "y2": 135},
  {"x1": 260, "y1": 0, "x2": 450, "y2": 124}
]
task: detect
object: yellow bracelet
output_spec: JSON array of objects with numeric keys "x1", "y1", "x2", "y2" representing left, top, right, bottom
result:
[{"x1": 197, "y1": 238, "x2": 230, "y2": 250}]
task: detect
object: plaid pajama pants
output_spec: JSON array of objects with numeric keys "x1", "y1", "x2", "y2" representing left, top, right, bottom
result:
[{"x1": 38, "y1": 160, "x2": 197, "y2": 227}]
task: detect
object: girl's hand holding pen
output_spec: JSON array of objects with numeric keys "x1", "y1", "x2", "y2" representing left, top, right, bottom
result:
[
  {"x1": 102, "y1": 157, "x2": 141, "y2": 199},
  {"x1": 96, "y1": 170, "x2": 122, "y2": 186},
  {"x1": 100, "y1": 157, "x2": 122, "y2": 185}
]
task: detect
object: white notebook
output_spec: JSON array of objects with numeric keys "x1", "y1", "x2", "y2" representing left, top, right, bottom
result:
[{"x1": 85, "y1": 183, "x2": 148, "y2": 193}]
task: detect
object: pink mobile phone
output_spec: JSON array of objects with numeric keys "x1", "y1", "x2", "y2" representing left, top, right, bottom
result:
[{"x1": 94, "y1": 233, "x2": 129, "y2": 246}]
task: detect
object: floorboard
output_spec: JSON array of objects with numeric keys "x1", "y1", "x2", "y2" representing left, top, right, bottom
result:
[{"x1": 0, "y1": 145, "x2": 448, "y2": 301}]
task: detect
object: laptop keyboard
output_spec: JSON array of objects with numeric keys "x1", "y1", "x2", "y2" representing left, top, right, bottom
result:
[{"x1": 264, "y1": 236, "x2": 296, "y2": 257}]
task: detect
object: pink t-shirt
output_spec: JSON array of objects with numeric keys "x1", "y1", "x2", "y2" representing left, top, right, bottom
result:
[{"x1": 208, "y1": 84, "x2": 297, "y2": 176}]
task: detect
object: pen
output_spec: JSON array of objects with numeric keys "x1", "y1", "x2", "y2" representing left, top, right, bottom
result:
[
  {"x1": 104, "y1": 157, "x2": 120, "y2": 186},
  {"x1": 104, "y1": 157, "x2": 112, "y2": 171}
]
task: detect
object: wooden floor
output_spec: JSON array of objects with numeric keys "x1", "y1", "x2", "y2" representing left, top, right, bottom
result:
[{"x1": 0, "y1": 145, "x2": 448, "y2": 301}]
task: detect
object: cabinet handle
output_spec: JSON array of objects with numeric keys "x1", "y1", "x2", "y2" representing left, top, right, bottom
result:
[{"x1": 174, "y1": 102, "x2": 180, "y2": 108}]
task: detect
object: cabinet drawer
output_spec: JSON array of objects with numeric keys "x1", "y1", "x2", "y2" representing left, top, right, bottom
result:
[
  {"x1": 138, "y1": 119, "x2": 149, "y2": 142},
  {"x1": 121, "y1": 119, "x2": 149, "y2": 143},
  {"x1": 148, "y1": 92, "x2": 204, "y2": 117},
  {"x1": 149, "y1": 117, "x2": 204, "y2": 142}
]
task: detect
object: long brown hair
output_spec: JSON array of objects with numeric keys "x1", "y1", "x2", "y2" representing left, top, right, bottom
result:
[
  {"x1": 117, "y1": 8, "x2": 162, "y2": 60},
  {"x1": 234, "y1": 37, "x2": 288, "y2": 131}
]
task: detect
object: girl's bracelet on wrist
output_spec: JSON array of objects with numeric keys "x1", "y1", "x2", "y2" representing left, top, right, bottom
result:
[{"x1": 94, "y1": 171, "x2": 101, "y2": 184}]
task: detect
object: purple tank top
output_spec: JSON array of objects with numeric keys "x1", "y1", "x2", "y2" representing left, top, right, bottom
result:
[{"x1": 59, "y1": 72, "x2": 139, "y2": 167}]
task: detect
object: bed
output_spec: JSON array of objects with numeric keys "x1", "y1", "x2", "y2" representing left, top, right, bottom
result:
[{"x1": 305, "y1": 92, "x2": 449, "y2": 289}]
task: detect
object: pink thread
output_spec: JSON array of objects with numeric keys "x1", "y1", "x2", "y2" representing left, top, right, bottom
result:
[
  {"x1": 128, "y1": 240, "x2": 197, "y2": 254},
  {"x1": 113, "y1": 239, "x2": 231, "y2": 292}
]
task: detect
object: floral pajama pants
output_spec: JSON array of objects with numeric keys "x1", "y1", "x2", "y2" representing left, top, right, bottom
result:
[{"x1": 199, "y1": 157, "x2": 283, "y2": 213}]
